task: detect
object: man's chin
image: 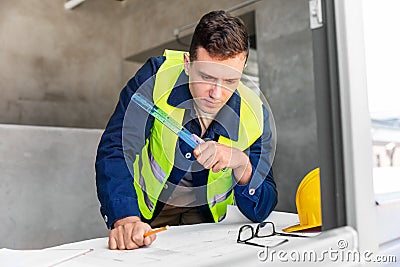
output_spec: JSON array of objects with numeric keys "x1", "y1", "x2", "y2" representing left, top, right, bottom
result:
[
  {"x1": 200, "y1": 106, "x2": 220, "y2": 116},
  {"x1": 194, "y1": 100, "x2": 223, "y2": 116}
]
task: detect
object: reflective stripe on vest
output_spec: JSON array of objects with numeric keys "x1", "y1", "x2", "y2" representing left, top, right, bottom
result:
[{"x1": 133, "y1": 49, "x2": 264, "y2": 221}]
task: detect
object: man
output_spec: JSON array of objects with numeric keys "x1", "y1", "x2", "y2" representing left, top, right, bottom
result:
[{"x1": 96, "y1": 10, "x2": 277, "y2": 250}]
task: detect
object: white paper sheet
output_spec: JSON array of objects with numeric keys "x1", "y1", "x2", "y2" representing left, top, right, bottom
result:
[
  {"x1": 221, "y1": 205, "x2": 300, "y2": 229},
  {"x1": 0, "y1": 248, "x2": 93, "y2": 267},
  {"x1": 1, "y1": 207, "x2": 317, "y2": 266},
  {"x1": 218, "y1": 205, "x2": 253, "y2": 224}
]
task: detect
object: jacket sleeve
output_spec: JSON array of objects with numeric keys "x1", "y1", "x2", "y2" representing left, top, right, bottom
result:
[
  {"x1": 95, "y1": 57, "x2": 163, "y2": 229},
  {"x1": 233, "y1": 105, "x2": 278, "y2": 222}
]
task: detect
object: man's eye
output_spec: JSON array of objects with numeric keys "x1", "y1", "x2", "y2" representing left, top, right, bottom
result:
[
  {"x1": 225, "y1": 80, "x2": 235, "y2": 84},
  {"x1": 201, "y1": 75, "x2": 212, "y2": 80}
]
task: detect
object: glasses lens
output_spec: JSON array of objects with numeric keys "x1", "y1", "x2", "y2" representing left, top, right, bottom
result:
[
  {"x1": 238, "y1": 225, "x2": 254, "y2": 242},
  {"x1": 256, "y1": 222, "x2": 274, "y2": 237}
]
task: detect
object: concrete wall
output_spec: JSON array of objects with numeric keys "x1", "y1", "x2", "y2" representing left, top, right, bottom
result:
[
  {"x1": 120, "y1": 0, "x2": 251, "y2": 82},
  {"x1": 0, "y1": 0, "x2": 253, "y2": 129},
  {"x1": 0, "y1": 0, "x2": 123, "y2": 129},
  {"x1": 256, "y1": 0, "x2": 318, "y2": 212},
  {"x1": 0, "y1": 124, "x2": 108, "y2": 249}
]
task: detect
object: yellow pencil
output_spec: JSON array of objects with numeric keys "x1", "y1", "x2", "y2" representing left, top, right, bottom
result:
[{"x1": 143, "y1": 225, "x2": 169, "y2": 237}]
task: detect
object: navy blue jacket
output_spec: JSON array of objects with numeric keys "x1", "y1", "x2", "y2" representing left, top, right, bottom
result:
[{"x1": 95, "y1": 56, "x2": 278, "y2": 228}]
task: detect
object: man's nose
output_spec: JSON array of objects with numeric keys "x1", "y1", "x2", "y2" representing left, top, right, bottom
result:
[{"x1": 209, "y1": 82, "x2": 222, "y2": 99}]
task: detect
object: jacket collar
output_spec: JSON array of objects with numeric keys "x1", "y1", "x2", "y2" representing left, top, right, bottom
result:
[{"x1": 167, "y1": 71, "x2": 241, "y2": 141}]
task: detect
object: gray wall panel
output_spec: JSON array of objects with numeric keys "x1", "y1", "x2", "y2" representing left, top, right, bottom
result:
[
  {"x1": 0, "y1": 125, "x2": 107, "y2": 249},
  {"x1": 256, "y1": 0, "x2": 318, "y2": 212}
]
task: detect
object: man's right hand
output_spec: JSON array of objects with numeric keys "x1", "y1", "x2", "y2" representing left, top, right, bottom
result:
[{"x1": 109, "y1": 216, "x2": 157, "y2": 250}]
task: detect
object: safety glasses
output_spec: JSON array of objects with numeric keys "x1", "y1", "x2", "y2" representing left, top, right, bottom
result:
[{"x1": 237, "y1": 221, "x2": 307, "y2": 248}]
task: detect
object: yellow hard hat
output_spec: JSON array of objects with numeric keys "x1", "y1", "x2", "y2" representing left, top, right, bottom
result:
[{"x1": 283, "y1": 168, "x2": 322, "y2": 232}]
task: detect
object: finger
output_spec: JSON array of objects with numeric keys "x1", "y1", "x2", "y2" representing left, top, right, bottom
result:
[
  {"x1": 143, "y1": 236, "x2": 153, "y2": 246},
  {"x1": 144, "y1": 231, "x2": 157, "y2": 246},
  {"x1": 126, "y1": 239, "x2": 139, "y2": 250},
  {"x1": 123, "y1": 224, "x2": 137, "y2": 250},
  {"x1": 193, "y1": 144, "x2": 202, "y2": 158},
  {"x1": 117, "y1": 227, "x2": 125, "y2": 250},
  {"x1": 108, "y1": 235, "x2": 117, "y2": 250},
  {"x1": 195, "y1": 144, "x2": 215, "y2": 166},
  {"x1": 201, "y1": 149, "x2": 219, "y2": 169},
  {"x1": 193, "y1": 141, "x2": 211, "y2": 158},
  {"x1": 149, "y1": 233, "x2": 157, "y2": 243},
  {"x1": 212, "y1": 161, "x2": 226, "y2": 173},
  {"x1": 203, "y1": 154, "x2": 217, "y2": 169},
  {"x1": 131, "y1": 227, "x2": 146, "y2": 247}
]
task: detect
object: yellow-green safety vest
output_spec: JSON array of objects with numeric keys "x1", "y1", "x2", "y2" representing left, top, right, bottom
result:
[{"x1": 133, "y1": 50, "x2": 264, "y2": 222}]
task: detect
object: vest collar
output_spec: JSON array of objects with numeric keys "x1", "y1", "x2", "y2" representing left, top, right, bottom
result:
[{"x1": 167, "y1": 71, "x2": 241, "y2": 141}]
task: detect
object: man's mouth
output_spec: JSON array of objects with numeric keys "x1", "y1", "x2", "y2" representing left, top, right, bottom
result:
[{"x1": 203, "y1": 98, "x2": 219, "y2": 107}]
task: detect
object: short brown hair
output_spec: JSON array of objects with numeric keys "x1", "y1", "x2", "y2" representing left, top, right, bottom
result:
[{"x1": 189, "y1": 10, "x2": 249, "y2": 61}]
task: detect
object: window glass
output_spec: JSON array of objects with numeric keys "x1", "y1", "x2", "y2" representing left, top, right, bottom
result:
[{"x1": 363, "y1": 0, "x2": 400, "y2": 195}]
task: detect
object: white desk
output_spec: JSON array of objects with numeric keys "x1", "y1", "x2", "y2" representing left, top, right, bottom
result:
[{"x1": 0, "y1": 207, "x2": 359, "y2": 267}]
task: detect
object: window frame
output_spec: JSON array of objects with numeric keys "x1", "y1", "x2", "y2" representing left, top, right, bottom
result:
[{"x1": 318, "y1": 0, "x2": 400, "y2": 254}]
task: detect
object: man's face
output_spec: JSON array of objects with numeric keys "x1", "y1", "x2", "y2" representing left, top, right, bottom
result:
[{"x1": 184, "y1": 47, "x2": 247, "y2": 115}]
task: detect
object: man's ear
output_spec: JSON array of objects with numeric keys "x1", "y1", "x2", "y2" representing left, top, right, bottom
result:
[{"x1": 183, "y1": 53, "x2": 190, "y2": 75}]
